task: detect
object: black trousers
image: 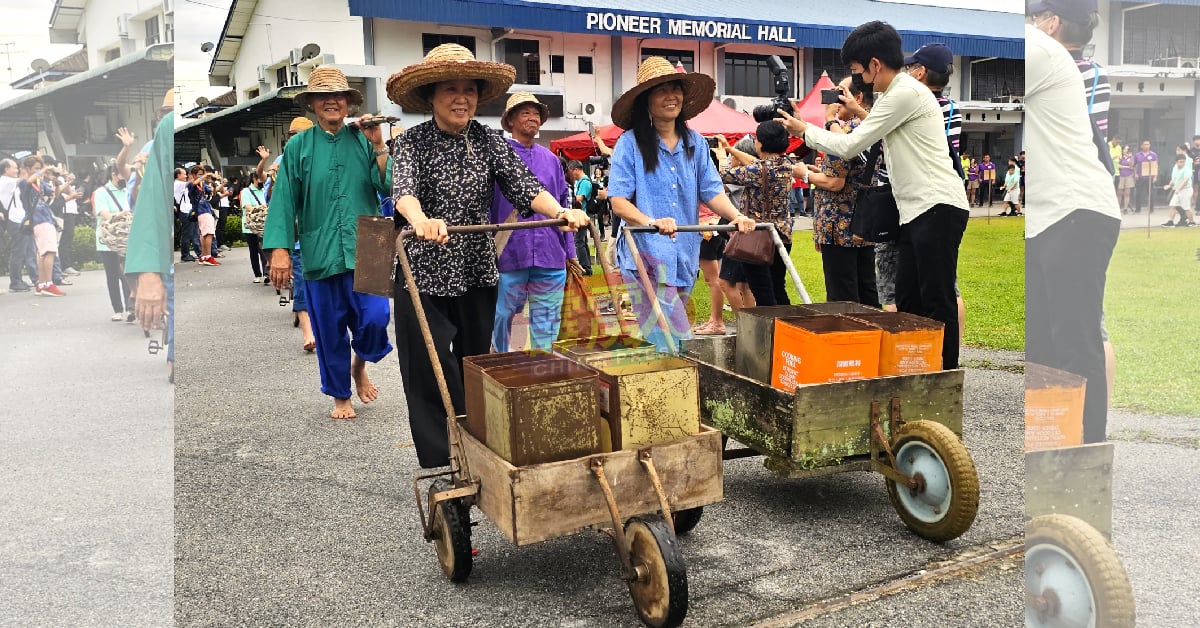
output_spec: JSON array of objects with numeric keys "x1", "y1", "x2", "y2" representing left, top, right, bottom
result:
[
  {"x1": 895, "y1": 205, "x2": 968, "y2": 370},
  {"x1": 394, "y1": 284, "x2": 498, "y2": 468},
  {"x1": 1027, "y1": 210, "x2": 1120, "y2": 444},
  {"x1": 741, "y1": 240, "x2": 794, "y2": 307},
  {"x1": 574, "y1": 223, "x2": 593, "y2": 272},
  {"x1": 7, "y1": 228, "x2": 36, "y2": 287},
  {"x1": 821, "y1": 244, "x2": 880, "y2": 308},
  {"x1": 100, "y1": 251, "x2": 130, "y2": 314},
  {"x1": 59, "y1": 214, "x2": 77, "y2": 269},
  {"x1": 246, "y1": 233, "x2": 264, "y2": 277}
]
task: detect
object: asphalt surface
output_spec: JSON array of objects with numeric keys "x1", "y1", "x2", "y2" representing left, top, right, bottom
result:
[
  {"x1": 173, "y1": 247, "x2": 1024, "y2": 627},
  {"x1": 0, "y1": 268, "x2": 173, "y2": 626}
]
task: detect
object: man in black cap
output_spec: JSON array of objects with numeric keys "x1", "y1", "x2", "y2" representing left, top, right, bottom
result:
[{"x1": 904, "y1": 43, "x2": 962, "y2": 170}]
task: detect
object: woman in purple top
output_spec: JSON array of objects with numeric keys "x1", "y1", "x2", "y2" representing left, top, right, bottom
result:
[
  {"x1": 488, "y1": 92, "x2": 576, "y2": 352},
  {"x1": 966, "y1": 159, "x2": 980, "y2": 207}
]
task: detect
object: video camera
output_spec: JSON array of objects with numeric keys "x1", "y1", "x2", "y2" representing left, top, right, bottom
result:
[
  {"x1": 587, "y1": 155, "x2": 610, "y2": 169},
  {"x1": 752, "y1": 55, "x2": 794, "y2": 123}
]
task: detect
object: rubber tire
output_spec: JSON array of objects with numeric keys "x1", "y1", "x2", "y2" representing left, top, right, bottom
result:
[
  {"x1": 1026, "y1": 514, "x2": 1135, "y2": 628},
  {"x1": 429, "y1": 479, "x2": 472, "y2": 583},
  {"x1": 672, "y1": 507, "x2": 703, "y2": 535},
  {"x1": 625, "y1": 515, "x2": 688, "y2": 628},
  {"x1": 884, "y1": 420, "x2": 979, "y2": 542}
]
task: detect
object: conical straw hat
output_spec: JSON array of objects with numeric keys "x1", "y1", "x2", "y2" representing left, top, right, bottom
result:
[
  {"x1": 294, "y1": 66, "x2": 363, "y2": 107},
  {"x1": 610, "y1": 56, "x2": 715, "y2": 130},
  {"x1": 386, "y1": 44, "x2": 515, "y2": 113}
]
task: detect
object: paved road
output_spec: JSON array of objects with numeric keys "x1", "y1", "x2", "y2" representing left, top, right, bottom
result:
[
  {"x1": 174, "y1": 248, "x2": 1023, "y2": 627},
  {"x1": 0, "y1": 268, "x2": 173, "y2": 626}
]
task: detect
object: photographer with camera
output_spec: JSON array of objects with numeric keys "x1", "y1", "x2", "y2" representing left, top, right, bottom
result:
[{"x1": 776, "y1": 21, "x2": 970, "y2": 370}]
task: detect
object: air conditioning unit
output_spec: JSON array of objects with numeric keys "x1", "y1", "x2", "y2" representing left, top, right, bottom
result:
[
  {"x1": 257, "y1": 64, "x2": 269, "y2": 83},
  {"x1": 1152, "y1": 57, "x2": 1199, "y2": 68},
  {"x1": 298, "y1": 52, "x2": 334, "y2": 71},
  {"x1": 116, "y1": 14, "x2": 131, "y2": 38},
  {"x1": 289, "y1": 48, "x2": 304, "y2": 65}
]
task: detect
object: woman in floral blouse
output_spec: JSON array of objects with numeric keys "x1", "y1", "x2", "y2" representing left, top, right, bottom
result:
[
  {"x1": 386, "y1": 45, "x2": 589, "y2": 469},
  {"x1": 799, "y1": 76, "x2": 880, "y2": 307}
]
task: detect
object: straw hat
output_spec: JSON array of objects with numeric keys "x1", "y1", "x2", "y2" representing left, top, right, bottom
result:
[
  {"x1": 161, "y1": 88, "x2": 173, "y2": 111},
  {"x1": 610, "y1": 57, "x2": 715, "y2": 130},
  {"x1": 289, "y1": 117, "x2": 314, "y2": 133},
  {"x1": 295, "y1": 66, "x2": 363, "y2": 107},
  {"x1": 501, "y1": 91, "x2": 549, "y2": 132},
  {"x1": 386, "y1": 44, "x2": 515, "y2": 113}
]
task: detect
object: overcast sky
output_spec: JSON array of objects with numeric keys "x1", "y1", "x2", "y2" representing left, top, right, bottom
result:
[
  {"x1": 175, "y1": 0, "x2": 236, "y2": 114},
  {"x1": 0, "y1": 2, "x2": 84, "y2": 103}
]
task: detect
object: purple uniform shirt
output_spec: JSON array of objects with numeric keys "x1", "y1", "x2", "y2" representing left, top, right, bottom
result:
[
  {"x1": 489, "y1": 138, "x2": 574, "y2": 272},
  {"x1": 1133, "y1": 150, "x2": 1158, "y2": 179}
]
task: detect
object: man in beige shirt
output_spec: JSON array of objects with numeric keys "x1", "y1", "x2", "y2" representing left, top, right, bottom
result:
[{"x1": 777, "y1": 21, "x2": 969, "y2": 369}]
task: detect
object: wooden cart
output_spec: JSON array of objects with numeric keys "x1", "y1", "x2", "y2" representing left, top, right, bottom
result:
[
  {"x1": 624, "y1": 223, "x2": 981, "y2": 542},
  {"x1": 1024, "y1": 364, "x2": 1135, "y2": 628},
  {"x1": 394, "y1": 221, "x2": 722, "y2": 628}
]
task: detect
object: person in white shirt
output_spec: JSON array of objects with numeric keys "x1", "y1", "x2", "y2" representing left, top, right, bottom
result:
[
  {"x1": 1025, "y1": 13, "x2": 1122, "y2": 443},
  {"x1": 93, "y1": 165, "x2": 134, "y2": 320},
  {"x1": 58, "y1": 173, "x2": 83, "y2": 275},
  {"x1": 2, "y1": 158, "x2": 40, "y2": 292},
  {"x1": 776, "y1": 21, "x2": 970, "y2": 370},
  {"x1": 174, "y1": 168, "x2": 201, "y2": 261}
]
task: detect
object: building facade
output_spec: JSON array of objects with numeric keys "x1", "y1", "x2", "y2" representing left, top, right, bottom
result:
[{"x1": 177, "y1": 0, "x2": 1024, "y2": 171}]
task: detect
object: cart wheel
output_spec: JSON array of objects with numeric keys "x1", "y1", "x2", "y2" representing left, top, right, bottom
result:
[
  {"x1": 624, "y1": 515, "x2": 688, "y2": 628},
  {"x1": 672, "y1": 507, "x2": 703, "y2": 535},
  {"x1": 884, "y1": 420, "x2": 979, "y2": 542},
  {"x1": 1026, "y1": 514, "x2": 1135, "y2": 628},
  {"x1": 429, "y1": 479, "x2": 472, "y2": 583}
]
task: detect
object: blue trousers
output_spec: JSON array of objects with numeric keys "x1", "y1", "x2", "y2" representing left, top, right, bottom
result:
[
  {"x1": 303, "y1": 270, "x2": 392, "y2": 399},
  {"x1": 492, "y1": 267, "x2": 567, "y2": 352},
  {"x1": 291, "y1": 249, "x2": 307, "y2": 312}
]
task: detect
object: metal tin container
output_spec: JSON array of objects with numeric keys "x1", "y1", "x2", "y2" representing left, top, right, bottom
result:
[
  {"x1": 586, "y1": 355, "x2": 700, "y2": 450},
  {"x1": 463, "y1": 351, "x2": 559, "y2": 445},
  {"x1": 481, "y1": 356, "x2": 601, "y2": 466}
]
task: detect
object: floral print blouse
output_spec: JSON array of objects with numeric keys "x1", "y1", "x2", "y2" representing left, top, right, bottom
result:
[
  {"x1": 812, "y1": 150, "x2": 869, "y2": 248},
  {"x1": 720, "y1": 154, "x2": 796, "y2": 243}
]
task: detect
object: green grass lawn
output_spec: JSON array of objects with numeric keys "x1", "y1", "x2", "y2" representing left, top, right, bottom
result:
[
  {"x1": 1105, "y1": 228, "x2": 1200, "y2": 416},
  {"x1": 680, "y1": 217, "x2": 1025, "y2": 351}
]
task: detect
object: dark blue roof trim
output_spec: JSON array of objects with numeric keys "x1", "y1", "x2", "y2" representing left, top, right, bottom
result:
[{"x1": 349, "y1": 0, "x2": 1023, "y2": 59}]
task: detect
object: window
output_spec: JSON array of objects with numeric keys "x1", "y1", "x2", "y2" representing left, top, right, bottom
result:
[
  {"x1": 501, "y1": 38, "x2": 540, "y2": 85},
  {"x1": 422, "y1": 33, "x2": 476, "y2": 56},
  {"x1": 642, "y1": 47, "x2": 693, "y2": 72},
  {"x1": 970, "y1": 58, "x2": 1024, "y2": 101},
  {"x1": 246, "y1": 88, "x2": 260, "y2": 100},
  {"x1": 104, "y1": 48, "x2": 120, "y2": 62},
  {"x1": 1123, "y1": 5, "x2": 1200, "y2": 65},
  {"x1": 165, "y1": 19, "x2": 174, "y2": 43},
  {"x1": 276, "y1": 66, "x2": 288, "y2": 87},
  {"x1": 578, "y1": 56, "x2": 593, "y2": 75},
  {"x1": 810, "y1": 48, "x2": 847, "y2": 89},
  {"x1": 145, "y1": 16, "x2": 160, "y2": 46},
  {"x1": 550, "y1": 55, "x2": 564, "y2": 73},
  {"x1": 724, "y1": 52, "x2": 793, "y2": 98}
]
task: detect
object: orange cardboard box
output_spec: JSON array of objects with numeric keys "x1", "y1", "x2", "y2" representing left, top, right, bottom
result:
[
  {"x1": 1025, "y1": 363, "x2": 1086, "y2": 452},
  {"x1": 849, "y1": 312, "x2": 944, "y2": 375},
  {"x1": 770, "y1": 315, "x2": 882, "y2": 390}
]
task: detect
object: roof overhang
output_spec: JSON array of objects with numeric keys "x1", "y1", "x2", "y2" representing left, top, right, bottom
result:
[
  {"x1": 209, "y1": 0, "x2": 261, "y2": 83},
  {"x1": 174, "y1": 85, "x2": 308, "y2": 162},
  {"x1": 48, "y1": 0, "x2": 87, "y2": 45},
  {"x1": 0, "y1": 43, "x2": 174, "y2": 153},
  {"x1": 348, "y1": 0, "x2": 1023, "y2": 59}
]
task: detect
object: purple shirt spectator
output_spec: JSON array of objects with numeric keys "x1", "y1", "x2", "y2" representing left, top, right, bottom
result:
[
  {"x1": 1133, "y1": 149, "x2": 1158, "y2": 179},
  {"x1": 488, "y1": 138, "x2": 574, "y2": 272}
]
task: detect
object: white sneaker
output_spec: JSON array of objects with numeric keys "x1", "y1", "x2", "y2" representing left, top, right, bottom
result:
[
  {"x1": 252, "y1": 277, "x2": 264, "y2": 283},
  {"x1": 63, "y1": 267, "x2": 81, "y2": 276},
  {"x1": 111, "y1": 313, "x2": 124, "y2": 322},
  {"x1": 219, "y1": 245, "x2": 230, "y2": 251}
]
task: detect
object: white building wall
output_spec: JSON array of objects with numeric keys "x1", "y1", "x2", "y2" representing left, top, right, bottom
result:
[
  {"x1": 80, "y1": 0, "x2": 166, "y2": 67},
  {"x1": 229, "y1": 0, "x2": 365, "y2": 101}
]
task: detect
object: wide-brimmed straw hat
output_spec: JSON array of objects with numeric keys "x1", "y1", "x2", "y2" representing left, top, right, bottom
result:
[
  {"x1": 386, "y1": 44, "x2": 515, "y2": 113},
  {"x1": 501, "y1": 91, "x2": 549, "y2": 132},
  {"x1": 161, "y1": 88, "x2": 173, "y2": 111},
  {"x1": 295, "y1": 66, "x2": 363, "y2": 108},
  {"x1": 610, "y1": 57, "x2": 715, "y2": 130}
]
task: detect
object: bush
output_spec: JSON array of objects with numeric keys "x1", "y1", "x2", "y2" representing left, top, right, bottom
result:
[
  {"x1": 73, "y1": 225, "x2": 100, "y2": 266},
  {"x1": 223, "y1": 214, "x2": 244, "y2": 245}
]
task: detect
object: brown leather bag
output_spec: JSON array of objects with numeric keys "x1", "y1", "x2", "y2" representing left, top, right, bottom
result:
[{"x1": 722, "y1": 164, "x2": 776, "y2": 265}]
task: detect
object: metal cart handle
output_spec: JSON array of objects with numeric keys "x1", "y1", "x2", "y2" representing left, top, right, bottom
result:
[
  {"x1": 620, "y1": 222, "x2": 811, "y2": 353},
  {"x1": 395, "y1": 217, "x2": 610, "y2": 479}
]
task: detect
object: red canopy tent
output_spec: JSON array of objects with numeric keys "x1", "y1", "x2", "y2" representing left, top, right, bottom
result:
[{"x1": 795, "y1": 71, "x2": 837, "y2": 128}]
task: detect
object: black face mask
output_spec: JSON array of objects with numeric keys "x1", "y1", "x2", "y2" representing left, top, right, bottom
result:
[
  {"x1": 851, "y1": 70, "x2": 873, "y2": 94},
  {"x1": 116, "y1": 179, "x2": 127, "y2": 190}
]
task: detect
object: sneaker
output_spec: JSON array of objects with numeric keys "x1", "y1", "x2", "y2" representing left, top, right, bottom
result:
[
  {"x1": 1188, "y1": 222, "x2": 1198, "y2": 228},
  {"x1": 55, "y1": 278, "x2": 73, "y2": 286},
  {"x1": 199, "y1": 257, "x2": 219, "y2": 266},
  {"x1": 219, "y1": 245, "x2": 230, "y2": 252},
  {"x1": 180, "y1": 257, "x2": 197, "y2": 262},
  {"x1": 9, "y1": 283, "x2": 31, "y2": 292},
  {"x1": 253, "y1": 277, "x2": 264, "y2": 283},
  {"x1": 1161, "y1": 221, "x2": 1175, "y2": 227},
  {"x1": 37, "y1": 283, "x2": 65, "y2": 297},
  {"x1": 63, "y1": 267, "x2": 80, "y2": 276},
  {"x1": 111, "y1": 313, "x2": 124, "y2": 322},
  {"x1": 126, "y1": 311, "x2": 136, "y2": 324},
  {"x1": 214, "y1": 252, "x2": 226, "y2": 258}
]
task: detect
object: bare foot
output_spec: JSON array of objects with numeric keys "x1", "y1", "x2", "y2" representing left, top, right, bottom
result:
[
  {"x1": 303, "y1": 336, "x2": 316, "y2": 352},
  {"x1": 331, "y1": 398, "x2": 356, "y2": 419},
  {"x1": 352, "y1": 355, "x2": 378, "y2": 404}
]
